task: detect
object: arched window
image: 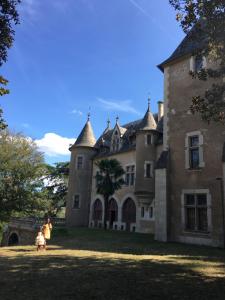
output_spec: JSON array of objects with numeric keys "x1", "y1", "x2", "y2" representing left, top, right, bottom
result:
[
  {"x1": 107, "y1": 198, "x2": 118, "y2": 228},
  {"x1": 122, "y1": 198, "x2": 136, "y2": 225},
  {"x1": 92, "y1": 199, "x2": 103, "y2": 221}
]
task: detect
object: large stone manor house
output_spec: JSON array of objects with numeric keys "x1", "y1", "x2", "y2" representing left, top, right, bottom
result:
[{"x1": 66, "y1": 32, "x2": 225, "y2": 247}]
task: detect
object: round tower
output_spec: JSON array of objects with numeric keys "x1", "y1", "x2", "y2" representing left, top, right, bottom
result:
[
  {"x1": 135, "y1": 99, "x2": 157, "y2": 207},
  {"x1": 66, "y1": 114, "x2": 97, "y2": 227}
]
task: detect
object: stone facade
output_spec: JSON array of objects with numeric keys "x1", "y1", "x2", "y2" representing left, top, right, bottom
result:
[
  {"x1": 66, "y1": 104, "x2": 162, "y2": 234},
  {"x1": 66, "y1": 32, "x2": 225, "y2": 247}
]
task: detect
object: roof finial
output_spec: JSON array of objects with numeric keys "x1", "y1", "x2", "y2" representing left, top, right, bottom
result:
[
  {"x1": 148, "y1": 97, "x2": 151, "y2": 112},
  {"x1": 107, "y1": 118, "x2": 111, "y2": 128},
  {"x1": 87, "y1": 106, "x2": 91, "y2": 121},
  {"x1": 116, "y1": 116, "x2": 119, "y2": 124}
]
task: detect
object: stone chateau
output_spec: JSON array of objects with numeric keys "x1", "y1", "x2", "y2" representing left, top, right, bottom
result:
[{"x1": 66, "y1": 32, "x2": 225, "y2": 247}]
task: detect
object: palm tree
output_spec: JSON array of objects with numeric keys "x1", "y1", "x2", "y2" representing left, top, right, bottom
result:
[{"x1": 95, "y1": 159, "x2": 125, "y2": 229}]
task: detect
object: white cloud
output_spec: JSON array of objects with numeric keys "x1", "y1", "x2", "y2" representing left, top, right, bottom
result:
[
  {"x1": 22, "y1": 123, "x2": 30, "y2": 128},
  {"x1": 35, "y1": 133, "x2": 76, "y2": 157},
  {"x1": 98, "y1": 98, "x2": 141, "y2": 115},
  {"x1": 71, "y1": 109, "x2": 83, "y2": 116}
]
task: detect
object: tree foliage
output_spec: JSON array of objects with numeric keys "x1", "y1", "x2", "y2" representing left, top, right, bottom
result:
[
  {"x1": 0, "y1": 130, "x2": 45, "y2": 221},
  {"x1": 0, "y1": 0, "x2": 21, "y2": 129},
  {"x1": 42, "y1": 162, "x2": 69, "y2": 217},
  {"x1": 95, "y1": 159, "x2": 125, "y2": 229},
  {"x1": 169, "y1": 0, "x2": 225, "y2": 123}
]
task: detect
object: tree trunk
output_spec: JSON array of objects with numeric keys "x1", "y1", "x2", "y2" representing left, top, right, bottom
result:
[{"x1": 103, "y1": 196, "x2": 108, "y2": 230}]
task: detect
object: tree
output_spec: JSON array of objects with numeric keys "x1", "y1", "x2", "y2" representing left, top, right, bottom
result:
[
  {"x1": 169, "y1": 0, "x2": 225, "y2": 123},
  {"x1": 0, "y1": 0, "x2": 21, "y2": 129},
  {"x1": 42, "y1": 162, "x2": 69, "y2": 217},
  {"x1": 0, "y1": 130, "x2": 45, "y2": 221},
  {"x1": 95, "y1": 159, "x2": 125, "y2": 229}
]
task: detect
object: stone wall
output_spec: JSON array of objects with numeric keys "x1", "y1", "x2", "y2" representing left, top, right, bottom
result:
[{"x1": 165, "y1": 56, "x2": 224, "y2": 247}]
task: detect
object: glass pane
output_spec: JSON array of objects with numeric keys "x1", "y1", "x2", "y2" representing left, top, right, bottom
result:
[
  {"x1": 195, "y1": 55, "x2": 203, "y2": 72},
  {"x1": 190, "y1": 149, "x2": 199, "y2": 168},
  {"x1": 147, "y1": 134, "x2": 152, "y2": 145},
  {"x1": 130, "y1": 173, "x2": 134, "y2": 186},
  {"x1": 185, "y1": 194, "x2": 195, "y2": 206},
  {"x1": 197, "y1": 207, "x2": 208, "y2": 231},
  {"x1": 197, "y1": 194, "x2": 207, "y2": 206},
  {"x1": 189, "y1": 136, "x2": 199, "y2": 147},
  {"x1": 146, "y1": 164, "x2": 151, "y2": 178},
  {"x1": 126, "y1": 174, "x2": 130, "y2": 185},
  {"x1": 186, "y1": 207, "x2": 195, "y2": 230}
]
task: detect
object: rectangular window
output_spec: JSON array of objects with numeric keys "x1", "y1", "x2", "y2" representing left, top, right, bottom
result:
[
  {"x1": 141, "y1": 207, "x2": 145, "y2": 218},
  {"x1": 125, "y1": 165, "x2": 135, "y2": 186},
  {"x1": 145, "y1": 162, "x2": 152, "y2": 178},
  {"x1": 149, "y1": 207, "x2": 154, "y2": 219},
  {"x1": 73, "y1": 195, "x2": 80, "y2": 209},
  {"x1": 189, "y1": 136, "x2": 199, "y2": 169},
  {"x1": 146, "y1": 134, "x2": 152, "y2": 145},
  {"x1": 184, "y1": 194, "x2": 208, "y2": 232},
  {"x1": 76, "y1": 156, "x2": 83, "y2": 170}
]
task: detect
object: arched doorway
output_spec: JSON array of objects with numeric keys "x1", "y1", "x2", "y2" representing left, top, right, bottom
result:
[
  {"x1": 8, "y1": 233, "x2": 19, "y2": 246},
  {"x1": 107, "y1": 198, "x2": 118, "y2": 228},
  {"x1": 122, "y1": 198, "x2": 136, "y2": 231},
  {"x1": 92, "y1": 199, "x2": 103, "y2": 227}
]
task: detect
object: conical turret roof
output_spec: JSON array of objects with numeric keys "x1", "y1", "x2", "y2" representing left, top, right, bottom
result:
[
  {"x1": 74, "y1": 116, "x2": 96, "y2": 148},
  {"x1": 140, "y1": 101, "x2": 157, "y2": 130}
]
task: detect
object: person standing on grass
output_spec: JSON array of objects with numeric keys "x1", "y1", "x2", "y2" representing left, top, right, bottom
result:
[
  {"x1": 35, "y1": 230, "x2": 45, "y2": 251},
  {"x1": 42, "y1": 218, "x2": 53, "y2": 249}
]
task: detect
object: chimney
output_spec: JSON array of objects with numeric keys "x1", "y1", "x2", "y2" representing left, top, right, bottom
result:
[{"x1": 158, "y1": 101, "x2": 164, "y2": 120}]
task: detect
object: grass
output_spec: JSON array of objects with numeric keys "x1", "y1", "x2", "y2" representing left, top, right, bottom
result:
[{"x1": 0, "y1": 228, "x2": 225, "y2": 300}]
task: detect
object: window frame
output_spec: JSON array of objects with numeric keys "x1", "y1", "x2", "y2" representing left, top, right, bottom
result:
[
  {"x1": 181, "y1": 189, "x2": 212, "y2": 234},
  {"x1": 144, "y1": 161, "x2": 153, "y2": 178},
  {"x1": 76, "y1": 155, "x2": 84, "y2": 170},
  {"x1": 125, "y1": 164, "x2": 135, "y2": 186},
  {"x1": 190, "y1": 55, "x2": 207, "y2": 72},
  {"x1": 72, "y1": 194, "x2": 81, "y2": 209},
  {"x1": 145, "y1": 134, "x2": 153, "y2": 146},
  {"x1": 185, "y1": 131, "x2": 204, "y2": 170}
]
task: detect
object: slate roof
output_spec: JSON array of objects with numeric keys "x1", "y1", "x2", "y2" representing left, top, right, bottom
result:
[
  {"x1": 139, "y1": 107, "x2": 157, "y2": 131},
  {"x1": 158, "y1": 25, "x2": 207, "y2": 72},
  {"x1": 155, "y1": 150, "x2": 169, "y2": 169},
  {"x1": 94, "y1": 109, "x2": 163, "y2": 158},
  {"x1": 71, "y1": 120, "x2": 96, "y2": 148}
]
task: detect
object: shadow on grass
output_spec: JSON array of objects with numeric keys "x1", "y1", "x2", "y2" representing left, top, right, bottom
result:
[
  {"x1": 0, "y1": 250, "x2": 224, "y2": 300},
  {"x1": 51, "y1": 228, "x2": 225, "y2": 262}
]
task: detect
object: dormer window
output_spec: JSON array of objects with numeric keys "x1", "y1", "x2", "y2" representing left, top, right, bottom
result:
[{"x1": 111, "y1": 130, "x2": 120, "y2": 152}]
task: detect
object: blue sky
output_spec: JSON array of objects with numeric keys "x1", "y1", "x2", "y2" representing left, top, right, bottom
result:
[{"x1": 1, "y1": 0, "x2": 184, "y2": 164}]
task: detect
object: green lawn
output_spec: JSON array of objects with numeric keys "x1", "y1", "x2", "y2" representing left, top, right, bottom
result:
[{"x1": 0, "y1": 228, "x2": 225, "y2": 300}]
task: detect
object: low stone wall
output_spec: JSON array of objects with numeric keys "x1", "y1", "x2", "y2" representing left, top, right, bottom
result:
[{"x1": 1, "y1": 217, "x2": 65, "y2": 247}]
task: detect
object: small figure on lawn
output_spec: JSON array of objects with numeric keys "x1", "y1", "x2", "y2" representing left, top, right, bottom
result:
[
  {"x1": 42, "y1": 218, "x2": 53, "y2": 249},
  {"x1": 35, "y1": 230, "x2": 45, "y2": 251}
]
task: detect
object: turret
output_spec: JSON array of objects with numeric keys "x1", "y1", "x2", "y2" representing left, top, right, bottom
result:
[
  {"x1": 135, "y1": 99, "x2": 157, "y2": 207},
  {"x1": 66, "y1": 114, "x2": 97, "y2": 227}
]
